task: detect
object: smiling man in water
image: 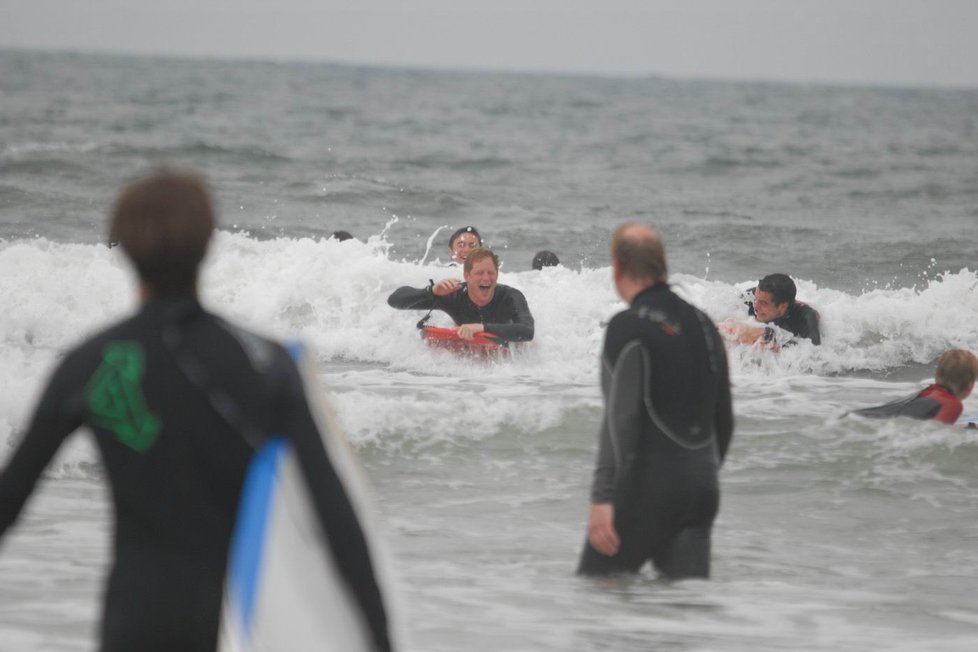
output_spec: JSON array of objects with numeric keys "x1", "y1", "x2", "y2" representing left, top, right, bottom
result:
[
  {"x1": 730, "y1": 273, "x2": 821, "y2": 347},
  {"x1": 447, "y1": 225, "x2": 483, "y2": 264},
  {"x1": 387, "y1": 247, "x2": 534, "y2": 343}
]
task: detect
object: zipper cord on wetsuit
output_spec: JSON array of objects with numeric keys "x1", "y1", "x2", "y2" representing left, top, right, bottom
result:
[
  {"x1": 160, "y1": 309, "x2": 265, "y2": 450},
  {"x1": 416, "y1": 279, "x2": 436, "y2": 329}
]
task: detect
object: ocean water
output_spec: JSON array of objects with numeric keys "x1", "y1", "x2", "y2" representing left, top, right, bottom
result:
[{"x1": 1, "y1": 49, "x2": 978, "y2": 651}]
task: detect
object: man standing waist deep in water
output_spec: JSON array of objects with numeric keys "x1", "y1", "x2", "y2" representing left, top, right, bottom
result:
[
  {"x1": 578, "y1": 223, "x2": 733, "y2": 579},
  {"x1": 0, "y1": 170, "x2": 393, "y2": 652}
]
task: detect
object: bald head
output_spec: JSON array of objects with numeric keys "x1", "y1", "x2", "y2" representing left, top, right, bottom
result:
[{"x1": 611, "y1": 222, "x2": 667, "y2": 283}]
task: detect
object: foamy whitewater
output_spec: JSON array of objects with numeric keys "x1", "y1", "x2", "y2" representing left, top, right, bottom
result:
[{"x1": 1, "y1": 50, "x2": 978, "y2": 651}]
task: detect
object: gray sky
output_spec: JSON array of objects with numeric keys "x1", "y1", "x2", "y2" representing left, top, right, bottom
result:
[{"x1": 2, "y1": 0, "x2": 977, "y2": 88}]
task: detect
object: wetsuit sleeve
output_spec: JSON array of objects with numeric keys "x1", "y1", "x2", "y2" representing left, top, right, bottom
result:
[
  {"x1": 590, "y1": 321, "x2": 644, "y2": 504},
  {"x1": 711, "y1": 328, "x2": 734, "y2": 463},
  {"x1": 590, "y1": 418, "x2": 616, "y2": 503},
  {"x1": 799, "y1": 305, "x2": 821, "y2": 346},
  {"x1": 484, "y1": 288, "x2": 535, "y2": 342},
  {"x1": 852, "y1": 392, "x2": 938, "y2": 421},
  {"x1": 387, "y1": 285, "x2": 435, "y2": 311},
  {"x1": 590, "y1": 350, "x2": 618, "y2": 504},
  {"x1": 272, "y1": 355, "x2": 392, "y2": 652},
  {"x1": 924, "y1": 386, "x2": 962, "y2": 424},
  {"x1": 0, "y1": 355, "x2": 84, "y2": 538},
  {"x1": 933, "y1": 400, "x2": 963, "y2": 425}
]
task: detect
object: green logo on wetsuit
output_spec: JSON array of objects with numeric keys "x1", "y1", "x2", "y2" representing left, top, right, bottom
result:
[{"x1": 86, "y1": 341, "x2": 161, "y2": 452}]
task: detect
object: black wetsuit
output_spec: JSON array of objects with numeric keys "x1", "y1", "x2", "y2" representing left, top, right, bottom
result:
[
  {"x1": 578, "y1": 284, "x2": 733, "y2": 579},
  {"x1": 747, "y1": 295, "x2": 821, "y2": 345},
  {"x1": 852, "y1": 384, "x2": 963, "y2": 425},
  {"x1": 387, "y1": 283, "x2": 534, "y2": 342},
  {"x1": 0, "y1": 295, "x2": 392, "y2": 652}
]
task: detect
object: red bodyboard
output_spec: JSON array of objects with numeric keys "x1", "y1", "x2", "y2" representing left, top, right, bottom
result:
[{"x1": 420, "y1": 326, "x2": 508, "y2": 357}]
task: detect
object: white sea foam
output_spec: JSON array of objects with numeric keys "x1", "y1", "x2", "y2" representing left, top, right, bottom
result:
[
  {"x1": 1, "y1": 141, "x2": 100, "y2": 158},
  {"x1": 2, "y1": 232, "x2": 977, "y2": 466}
]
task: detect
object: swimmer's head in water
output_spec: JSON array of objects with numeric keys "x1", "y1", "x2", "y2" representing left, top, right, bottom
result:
[
  {"x1": 532, "y1": 250, "x2": 559, "y2": 270},
  {"x1": 935, "y1": 348, "x2": 978, "y2": 398},
  {"x1": 110, "y1": 168, "x2": 215, "y2": 296},
  {"x1": 449, "y1": 226, "x2": 482, "y2": 263},
  {"x1": 753, "y1": 273, "x2": 795, "y2": 322}
]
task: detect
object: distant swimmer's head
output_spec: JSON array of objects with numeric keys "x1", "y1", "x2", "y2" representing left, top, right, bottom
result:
[
  {"x1": 110, "y1": 169, "x2": 215, "y2": 297},
  {"x1": 329, "y1": 230, "x2": 354, "y2": 242},
  {"x1": 463, "y1": 247, "x2": 499, "y2": 307},
  {"x1": 935, "y1": 349, "x2": 978, "y2": 398},
  {"x1": 448, "y1": 226, "x2": 483, "y2": 263},
  {"x1": 610, "y1": 222, "x2": 667, "y2": 301},
  {"x1": 532, "y1": 250, "x2": 560, "y2": 270},
  {"x1": 753, "y1": 273, "x2": 796, "y2": 323}
]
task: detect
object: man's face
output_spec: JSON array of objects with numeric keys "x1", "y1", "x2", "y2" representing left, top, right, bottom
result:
[
  {"x1": 464, "y1": 257, "x2": 498, "y2": 306},
  {"x1": 450, "y1": 233, "x2": 481, "y2": 263},
  {"x1": 753, "y1": 288, "x2": 788, "y2": 323}
]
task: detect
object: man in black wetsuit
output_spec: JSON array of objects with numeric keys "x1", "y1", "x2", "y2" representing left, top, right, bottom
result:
[
  {"x1": 387, "y1": 247, "x2": 534, "y2": 343},
  {"x1": 724, "y1": 273, "x2": 821, "y2": 348},
  {"x1": 578, "y1": 223, "x2": 733, "y2": 579},
  {"x1": 0, "y1": 170, "x2": 393, "y2": 652}
]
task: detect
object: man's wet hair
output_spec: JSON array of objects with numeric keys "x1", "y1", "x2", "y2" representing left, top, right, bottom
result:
[
  {"x1": 330, "y1": 230, "x2": 354, "y2": 242},
  {"x1": 463, "y1": 247, "x2": 499, "y2": 274},
  {"x1": 757, "y1": 273, "x2": 796, "y2": 307},
  {"x1": 611, "y1": 223, "x2": 667, "y2": 281},
  {"x1": 935, "y1": 349, "x2": 978, "y2": 397},
  {"x1": 110, "y1": 169, "x2": 215, "y2": 296},
  {"x1": 449, "y1": 225, "x2": 482, "y2": 247},
  {"x1": 532, "y1": 250, "x2": 559, "y2": 270}
]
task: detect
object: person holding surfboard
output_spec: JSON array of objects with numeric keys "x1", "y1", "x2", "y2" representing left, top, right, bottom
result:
[
  {"x1": 852, "y1": 348, "x2": 978, "y2": 425},
  {"x1": 578, "y1": 223, "x2": 733, "y2": 579},
  {"x1": 388, "y1": 247, "x2": 535, "y2": 344},
  {"x1": 0, "y1": 170, "x2": 393, "y2": 652}
]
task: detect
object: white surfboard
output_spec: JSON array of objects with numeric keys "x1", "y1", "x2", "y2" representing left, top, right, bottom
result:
[{"x1": 218, "y1": 342, "x2": 397, "y2": 652}]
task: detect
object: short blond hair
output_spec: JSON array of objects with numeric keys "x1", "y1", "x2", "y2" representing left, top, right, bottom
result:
[
  {"x1": 935, "y1": 349, "x2": 978, "y2": 397},
  {"x1": 463, "y1": 247, "x2": 499, "y2": 273}
]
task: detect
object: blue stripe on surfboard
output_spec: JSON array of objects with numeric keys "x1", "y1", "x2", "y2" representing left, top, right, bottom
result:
[
  {"x1": 285, "y1": 340, "x2": 303, "y2": 362},
  {"x1": 226, "y1": 436, "x2": 288, "y2": 632}
]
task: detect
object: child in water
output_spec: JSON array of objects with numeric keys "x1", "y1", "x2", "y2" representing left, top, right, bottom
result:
[{"x1": 852, "y1": 348, "x2": 978, "y2": 425}]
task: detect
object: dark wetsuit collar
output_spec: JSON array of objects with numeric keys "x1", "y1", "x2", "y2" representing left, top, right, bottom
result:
[
  {"x1": 769, "y1": 301, "x2": 797, "y2": 327},
  {"x1": 140, "y1": 293, "x2": 205, "y2": 324},
  {"x1": 630, "y1": 283, "x2": 669, "y2": 305}
]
